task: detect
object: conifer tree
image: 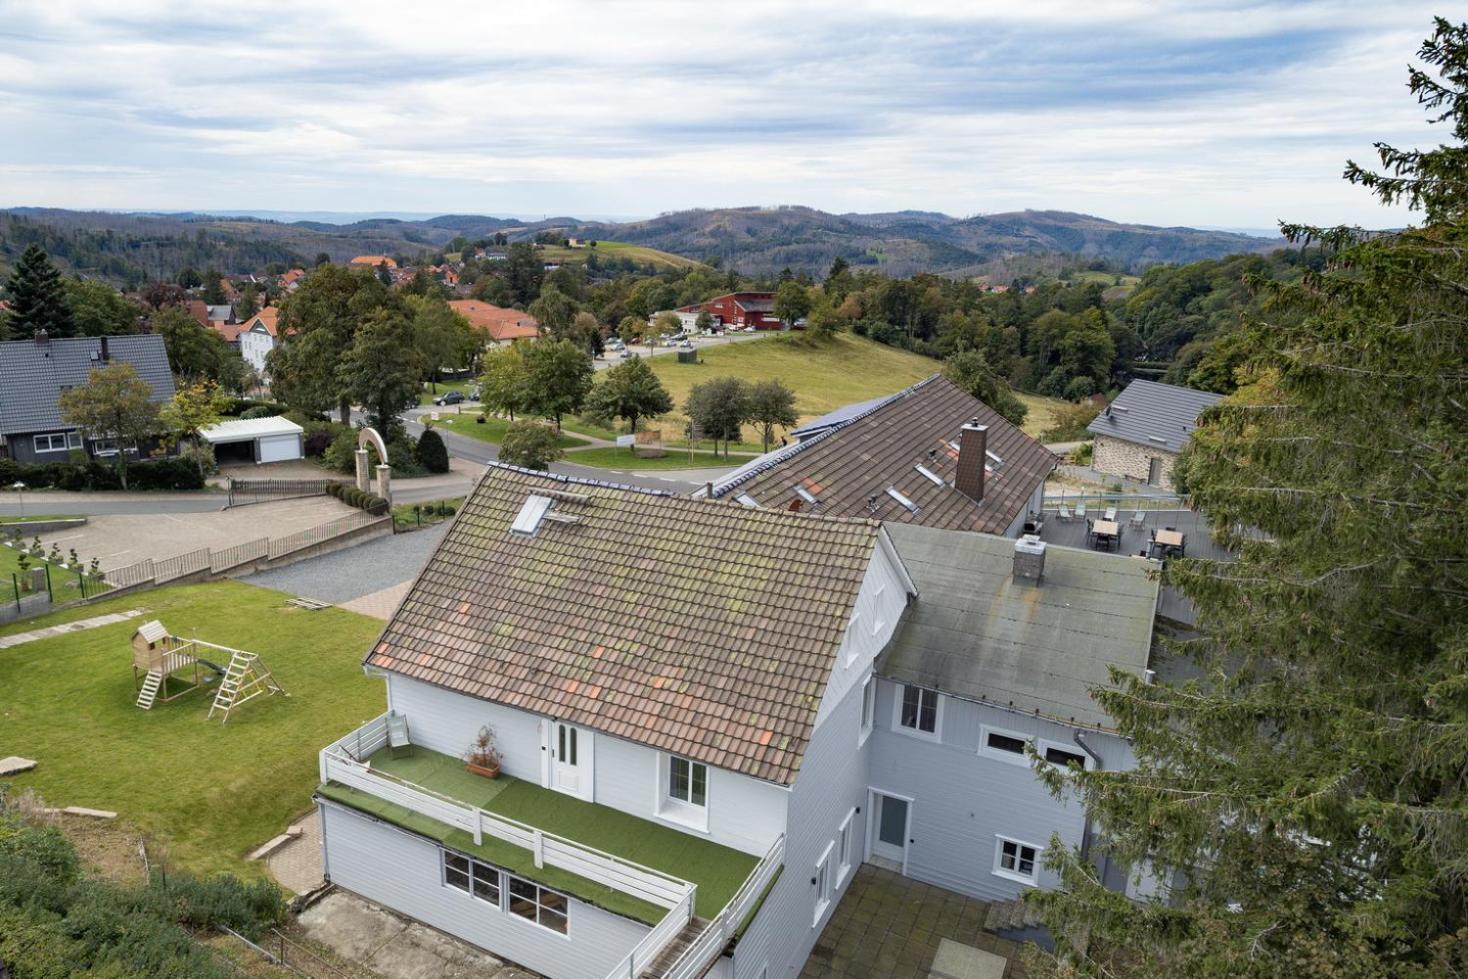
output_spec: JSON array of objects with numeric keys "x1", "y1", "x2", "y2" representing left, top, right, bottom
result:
[
  {"x1": 3, "y1": 244, "x2": 74, "y2": 338},
  {"x1": 1030, "y1": 20, "x2": 1468, "y2": 979}
]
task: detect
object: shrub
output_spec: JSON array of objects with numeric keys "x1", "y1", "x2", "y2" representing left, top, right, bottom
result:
[
  {"x1": 323, "y1": 429, "x2": 359, "y2": 473},
  {"x1": 416, "y1": 428, "x2": 449, "y2": 473},
  {"x1": 239, "y1": 405, "x2": 274, "y2": 419},
  {"x1": 0, "y1": 458, "x2": 202, "y2": 491},
  {"x1": 1041, "y1": 400, "x2": 1103, "y2": 442},
  {"x1": 221, "y1": 398, "x2": 287, "y2": 417}
]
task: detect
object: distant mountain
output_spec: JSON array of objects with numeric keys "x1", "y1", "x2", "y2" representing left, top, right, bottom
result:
[{"x1": 0, "y1": 205, "x2": 1281, "y2": 283}]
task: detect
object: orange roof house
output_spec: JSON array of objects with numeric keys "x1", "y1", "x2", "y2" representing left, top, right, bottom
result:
[
  {"x1": 350, "y1": 255, "x2": 398, "y2": 269},
  {"x1": 448, "y1": 300, "x2": 540, "y2": 343}
]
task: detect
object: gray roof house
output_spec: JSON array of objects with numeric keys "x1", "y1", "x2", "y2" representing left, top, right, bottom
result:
[
  {"x1": 0, "y1": 334, "x2": 175, "y2": 464},
  {"x1": 1087, "y1": 379, "x2": 1224, "y2": 489}
]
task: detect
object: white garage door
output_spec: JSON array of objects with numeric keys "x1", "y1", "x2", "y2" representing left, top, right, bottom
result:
[{"x1": 256, "y1": 434, "x2": 302, "y2": 464}]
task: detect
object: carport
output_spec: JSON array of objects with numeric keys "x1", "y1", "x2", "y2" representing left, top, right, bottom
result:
[{"x1": 199, "y1": 416, "x2": 305, "y2": 464}]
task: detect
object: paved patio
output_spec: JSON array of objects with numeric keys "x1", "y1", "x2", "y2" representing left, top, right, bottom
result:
[{"x1": 802, "y1": 865, "x2": 1029, "y2": 978}]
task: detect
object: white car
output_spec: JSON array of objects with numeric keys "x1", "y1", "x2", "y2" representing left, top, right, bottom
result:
[
  {"x1": 619, "y1": 349, "x2": 633, "y2": 358},
  {"x1": 742, "y1": 325, "x2": 757, "y2": 333}
]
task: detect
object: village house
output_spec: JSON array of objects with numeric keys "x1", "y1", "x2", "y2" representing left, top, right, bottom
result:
[
  {"x1": 448, "y1": 300, "x2": 540, "y2": 344},
  {"x1": 703, "y1": 374, "x2": 1056, "y2": 537},
  {"x1": 237, "y1": 307, "x2": 279, "y2": 376},
  {"x1": 0, "y1": 333, "x2": 174, "y2": 463},
  {"x1": 350, "y1": 254, "x2": 398, "y2": 269},
  {"x1": 1087, "y1": 379, "x2": 1224, "y2": 490},
  {"x1": 314, "y1": 463, "x2": 1162, "y2": 979},
  {"x1": 677, "y1": 292, "x2": 780, "y2": 330}
]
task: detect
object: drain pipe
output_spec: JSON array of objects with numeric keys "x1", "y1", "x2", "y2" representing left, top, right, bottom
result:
[{"x1": 1072, "y1": 731, "x2": 1105, "y2": 867}]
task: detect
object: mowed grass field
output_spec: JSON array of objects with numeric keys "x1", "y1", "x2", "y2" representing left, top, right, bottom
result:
[
  {"x1": 536, "y1": 240, "x2": 701, "y2": 271},
  {"x1": 0, "y1": 581, "x2": 386, "y2": 881}
]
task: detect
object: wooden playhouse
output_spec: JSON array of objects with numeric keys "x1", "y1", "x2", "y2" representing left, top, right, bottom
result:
[{"x1": 130, "y1": 619, "x2": 286, "y2": 722}]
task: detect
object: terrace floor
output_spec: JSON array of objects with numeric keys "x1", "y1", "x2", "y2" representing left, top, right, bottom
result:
[
  {"x1": 319, "y1": 745, "x2": 758, "y2": 923},
  {"x1": 802, "y1": 864, "x2": 1029, "y2": 978},
  {"x1": 1035, "y1": 507, "x2": 1231, "y2": 562}
]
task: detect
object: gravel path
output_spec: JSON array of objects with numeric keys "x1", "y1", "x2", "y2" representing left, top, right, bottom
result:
[{"x1": 242, "y1": 523, "x2": 448, "y2": 605}]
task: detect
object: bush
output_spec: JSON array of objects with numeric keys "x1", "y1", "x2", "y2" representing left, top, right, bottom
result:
[
  {"x1": 239, "y1": 405, "x2": 274, "y2": 419},
  {"x1": 0, "y1": 458, "x2": 203, "y2": 491},
  {"x1": 1041, "y1": 400, "x2": 1103, "y2": 442},
  {"x1": 221, "y1": 398, "x2": 286, "y2": 417},
  {"x1": 323, "y1": 428, "x2": 359, "y2": 473},
  {"x1": 416, "y1": 428, "x2": 449, "y2": 473}
]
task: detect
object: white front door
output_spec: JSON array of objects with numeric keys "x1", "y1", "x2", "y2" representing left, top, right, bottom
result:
[
  {"x1": 549, "y1": 721, "x2": 591, "y2": 800},
  {"x1": 870, "y1": 791, "x2": 910, "y2": 869}
]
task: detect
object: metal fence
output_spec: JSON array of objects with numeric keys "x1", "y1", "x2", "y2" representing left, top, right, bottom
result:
[
  {"x1": 227, "y1": 477, "x2": 344, "y2": 508},
  {"x1": 268, "y1": 511, "x2": 385, "y2": 560},
  {"x1": 210, "y1": 538, "x2": 268, "y2": 574},
  {"x1": 154, "y1": 548, "x2": 210, "y2": 584},
  {"x1": 105, "y1": 558, "x2": 156, "y2": 590}
]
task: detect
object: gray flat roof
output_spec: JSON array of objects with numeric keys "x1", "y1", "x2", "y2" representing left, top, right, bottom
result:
[
  {"x1": 878, "y1": 524, "x2": 1159, "y2": 730},
  {"x1": 1087, "y1": 379, "x2": 1223, "y2": 455}
]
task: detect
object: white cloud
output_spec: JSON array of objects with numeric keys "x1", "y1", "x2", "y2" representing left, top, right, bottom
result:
[{"x1": 0, "y1": 0, "x2": 1447, "y2": 225}]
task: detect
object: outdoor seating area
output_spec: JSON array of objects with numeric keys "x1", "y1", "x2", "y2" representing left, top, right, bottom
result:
[
  {"x1": 1148, "y1": 527, "x2": 1187, "y2": 560},
  {"x1": 1086, "y1": 518, "x2": 1122, "y2": 551},
  {"x1": 1038, "y1": 507, "x2": 1227, "y2": 563}
]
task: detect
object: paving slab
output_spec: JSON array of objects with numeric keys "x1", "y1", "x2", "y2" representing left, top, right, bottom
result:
[
  {"x1": 0, "y1": 756, "x2": 37, "y2": 775},
  {"x1": 931, "y1": 938, "x2": 1007, "y2": 979},
  {"x1": 0, "y1": 610, "x2": 143, "y2": 649},
  {"x1": 267, "y1": 808, "x2": 325, "y2": 895}
]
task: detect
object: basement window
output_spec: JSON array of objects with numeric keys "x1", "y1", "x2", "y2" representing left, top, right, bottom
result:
[
  {"x1": 885, "y1": 487, "x2": 919, "y2": 513},
  {"x1": 508, "y1": 875, "x2": 569, "y2": 934}
]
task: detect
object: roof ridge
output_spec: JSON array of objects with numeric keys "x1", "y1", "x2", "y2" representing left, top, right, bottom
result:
[
  {"x1": 484, "y1": 460, "x2": 675, "y2": 497},
  {"x1": 710, "y1": 373, "x2": 946, "y2": 497}
]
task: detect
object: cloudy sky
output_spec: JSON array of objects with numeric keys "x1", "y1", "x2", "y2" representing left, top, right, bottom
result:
[{"x1": 0, "y1": 1, "x2": 1448, "y2": 227}]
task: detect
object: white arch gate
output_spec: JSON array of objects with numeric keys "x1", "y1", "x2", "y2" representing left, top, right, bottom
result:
[{"x1": 355, "y1": 427, "x2": 393, "y2": 502}]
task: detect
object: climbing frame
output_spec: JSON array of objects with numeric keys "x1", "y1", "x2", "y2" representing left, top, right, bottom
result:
[{"x1": 208, "y1": 649, "x2": 286, "y2": 723}]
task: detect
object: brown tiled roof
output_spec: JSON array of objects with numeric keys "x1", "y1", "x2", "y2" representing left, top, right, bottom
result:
[
  {"x1": 710, "y1": 375, "x2": 1056, "y2": 535},
  {"x1": 448, "y1": 300, "x2": 540, "y2": 342},
  {"x1": 243, "y1": 307, "x2": 279, "y2": 337},
  {"x1": 350, "y1": 254, "x2": 398, "y2": 268},
  {"x1": 365, "y1": 465, "x2": 881, "y2": 784}
]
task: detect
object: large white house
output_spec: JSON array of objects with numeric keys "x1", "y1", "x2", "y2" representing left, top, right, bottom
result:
[
  {"x1": 314, "y1": 463, "x2": 1159, "y2": 979},
  {"x1": 237, "y1": 307, "x2": 279, "y2": 377}
]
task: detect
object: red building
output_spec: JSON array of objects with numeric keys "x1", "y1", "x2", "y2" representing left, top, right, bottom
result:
[{"x1": 678, "y1": 292, "x2": 780, "y2": 330}]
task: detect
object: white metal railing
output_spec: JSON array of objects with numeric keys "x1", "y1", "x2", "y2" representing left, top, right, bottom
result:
[
  {"x1": 319, "y1": 717, "x2": 695, "y2": 913},
  {"x1": 657, "y1": 833, "x2": 785, "y2": 979},
  {"x1": 603, "y1": 888, "x2": 697, "y2": 979}
]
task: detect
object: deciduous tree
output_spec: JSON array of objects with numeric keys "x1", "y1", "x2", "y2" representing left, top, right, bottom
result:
[
  {"x1": 684, "y1": 376, "x2": 749, "y2": 458},
  {"x1": 498, "y1": 421, "x2": 563, "y2": 471},
  {"x1": 478, "y1": 343, "x2": 532, "y2": 421},
  {"x1": 522, "y1": 339, "x2": 593, "y2": 429},
  {"x1": 339, "y1": 309, "x2": 425, "y2": 430},
  {"x1": 58, "y1": 363, "x2": 160, "y2": 489},
  {"x1": 584, "y1": 356, "x2": 673, "y2": 438},
  {"x1": 942, "y1": 350, "x2": 1027, "y2": 426},
  {"x1": 744, "y1": 378, "x2": 798, "y2": 452}
]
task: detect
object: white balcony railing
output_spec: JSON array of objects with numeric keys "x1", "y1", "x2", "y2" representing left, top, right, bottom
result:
[{"x1": 320, "y1": 715, "x2": 693, "y2": 911}]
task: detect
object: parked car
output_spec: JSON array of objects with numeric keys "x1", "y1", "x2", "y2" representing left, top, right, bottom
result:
[
  {"x1": 742, "y1": 325, "x2": 757, "y2": 333},
  {"x1": 434, "y1": 391, "x2": 465, "y2": 406},
  {"x1": 468, "y1": 387, "x2": 482, "y2": 401},
  {"x1": 619, "y1": 349, "x2": 633, "y2": 358}
]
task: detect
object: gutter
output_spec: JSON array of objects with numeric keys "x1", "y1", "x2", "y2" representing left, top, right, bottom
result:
[{"x1": 1072, "y1": 731, "x2": 1105, "y2": 867}]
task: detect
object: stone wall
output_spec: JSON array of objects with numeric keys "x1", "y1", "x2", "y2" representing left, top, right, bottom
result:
[{"x1": 1092, "y1": 435, "x2": 1179, "y2": 489}]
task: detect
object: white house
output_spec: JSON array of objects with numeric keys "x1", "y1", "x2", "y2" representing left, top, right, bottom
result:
[
  {"x1": 237, "y1": 307, "x2": 279, "y2": 377},
  {"x1": 314, "y1": 463, "x2": 1160, "y2": 978}
]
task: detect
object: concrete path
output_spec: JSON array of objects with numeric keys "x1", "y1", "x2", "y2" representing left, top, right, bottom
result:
[
  {"x1": 0, "y1": 609, "x2": 142, "y2": 650},
  {"x1": 243, "y1": 524, "x2": 448, "y2": 607},
  {"x1": 266, "y1": 809, "x2": 324, "y2": 895},
  {"x1": 339, "y1": 582, "x2": 413, "y2": 621},
  {"x1": 297, "y1": 891, "x2": 541, "y2": 979}
]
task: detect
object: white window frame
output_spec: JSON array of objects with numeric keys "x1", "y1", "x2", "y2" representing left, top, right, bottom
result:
[
  {"x1": 655, "y1": 753, "x2": 711, "y2": 833},
  {"x1": 836, "y1": 809, "x2": 855, "y2": 884},
  {"x1": 993, "y1": 835, "x2": 1041, "y2": 885},
  {"x1": 893, "y1": 684, "x2": 942, "y2": 742},
  {"x1": 90, "y1": 438, "x2": 137, "y2": 458},
  {"x1": 1038, "y1": 739, "x2": 1091, "y2": 771},
  {"x1": 980, "y1": 724, "x2": 1033, "y2": 767},
  {"x1": 858, "y1": 675, "x2": 875, "y2": 746},
  {"x1": 813, "y1": 842, "x2": 834, "y2": 926},
  {"x1": 32, "y1": 432, "x2": 76, "y2": 454},
  {"x1": 440, "y1": 848, "x2": 503, "y2": 907},
  {"x1": 506, "y1": 873, "x2": 570, "y2": 937},
  {"x1": 844, "y1": 612, "x2": 861, "y2": 665}
]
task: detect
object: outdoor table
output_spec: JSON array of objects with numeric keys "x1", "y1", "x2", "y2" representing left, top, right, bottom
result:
[
  {"x1": 1091, "y1": 519, "x2": 1120, "y2": 550},
  {"x1": 1150, "y1": 528, "x2": 1185, "y2": 559}
]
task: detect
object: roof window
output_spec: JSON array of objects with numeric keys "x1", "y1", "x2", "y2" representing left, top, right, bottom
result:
[
  {"x1": 735, "y1": 494, "x2": 760, "y2": 508},
  {"x1": 794, "y1": 485, "x2": 818, "y2": 504},
  {"x1": 511, "y1": 495, "x2": 554, "y2": 536}
]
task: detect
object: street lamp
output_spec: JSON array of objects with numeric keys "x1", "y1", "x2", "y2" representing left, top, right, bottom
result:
[{"x1": 7, "y1": 482, "x2": 24, "y2": 519}]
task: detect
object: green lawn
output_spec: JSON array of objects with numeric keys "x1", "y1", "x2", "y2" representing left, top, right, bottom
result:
[
  {"x1": 428, "y1": 413, "x2": 589, "y2": 449},
  {"x1": 0, "y1": 543, "x2": 101, "y2": 601},
  {"x1": 391, "y1": 496, "x2": 463, "y2": 530},
  {"x1": 325, "y1": 746, "x2": 756, "y2": 921},
  {"x1": 1016, "y1": 392, "x2": 1070, "y2": 440},
  {"x1": 636, "y1": 333, "x2": 940, "y2": 445},
  {"x1": 561, "y1": 417, "x2": 621, "y2": 441},
  {"x1": 0, "y1": 514, "x2": 83, "y2": 524},
  {"x1": 532, "y1": 241, "x2": 701, "y2": 271},
  {"x1": 564, "y1": 446, "x2": 751, "y2": 471},
  {"x1": 0, "y1": 581, "x2": 386, "y2": 880}
]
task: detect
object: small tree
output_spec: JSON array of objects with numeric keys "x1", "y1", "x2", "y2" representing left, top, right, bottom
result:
[
  {"x1": 618, "y1": 316, "x2": 645, "y2": 344},
  {"x1": 58, "y1": 362, "x2": 161, "y2": 490},
  {"x1": 774, "y1": 280, "x2": 813, "y2": 327},
  {"x1": 695, "y1": 309, "x2": 714, "y2": 333},
  {"x1": 478, "y1": 344, "x2": 531, "y2": 420},
  {"x1": 942, "y1": 350, "x2": 1028, "y2": 427},
  {"x1": 652, "y1": 311, "x2": 681, "y2": 343},
  {"x1": 584, "y1": 356, "x2": 673, "y2": 440},
  {"x1": 416, "y1": 427, "x2": 450, "y2": 474},
  {"x1": 161, "y1": 378, "x2": 230, "y2": 476},
  {"x1": 685, "y1": 376, "x2": 749, "y2": 458},
  {"x1": 498, "y1": 421, "x2": 563, "y2": 471},
  {"x1": 522, "y1": 339, "x2": 593, "y2": 430},
  {"x1": 744, "y1": 378, "x2": 798, "y2": 453}
]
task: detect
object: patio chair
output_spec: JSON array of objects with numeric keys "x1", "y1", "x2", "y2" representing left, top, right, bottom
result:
[
  {"x1": 1104, "y1": 505, "x2": 1117, "y2": 521},
  {"x1": 1129, "y1": 509, "x2": 1146, "y2": 528},
  {"x1": 1057, "y1": 504, "x2": 1072, "y2": 521},
  {"x1": 386, "y1": 713, "x2": 414, "y2": 758},
  {"x1": 1075, "y1": 501, "x2": 1087, "y2": 519}
]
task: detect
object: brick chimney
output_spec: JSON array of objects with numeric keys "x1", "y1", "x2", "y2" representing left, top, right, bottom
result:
[
  {"x1": 954, "y1": 418, "x2": 988, "y2": 502},
  {"x1": 32, "y1": 330, "x2": 49, "y2": 346},
  {"x1": 99, "y1": 336, "x2": 110, "y2": 362},
  {"x1": 1014, "y1": 535, "x2": 1047, "y2": 582}
]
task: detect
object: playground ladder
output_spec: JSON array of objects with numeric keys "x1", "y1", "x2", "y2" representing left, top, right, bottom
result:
[
  {"x1": 136, "y1": 669, "x2": 163, "y2": 710},
  {"x1": 208, "y1": 650, "x2": 284, "y2": 723}
]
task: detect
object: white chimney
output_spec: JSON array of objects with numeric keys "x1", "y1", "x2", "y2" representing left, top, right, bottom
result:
[{"x1": 1014, "y1": 535, "x2": 1046, "y2": 581}]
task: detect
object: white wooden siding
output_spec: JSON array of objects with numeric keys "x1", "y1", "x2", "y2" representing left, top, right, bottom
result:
[
  {"x1": 812, "y1": 541, "x2": 910, "y2": 731},
  {"x1": 867, "y1": 678, "x2": 1130, "y2": 902},
  {"x1": 732, "y1": 672, "x2": 873, "y2": 979},
  {"x1": 388, "y1": 674, "x2": 788, "y2": 857},
  {"x1": 320, "y1": 800, "x2": 647, "y2": 979}
]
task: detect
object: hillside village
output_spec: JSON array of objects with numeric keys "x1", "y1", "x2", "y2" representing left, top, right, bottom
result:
[{"x1": 1, "y1": 9, "x2": 1466, "y2": 979}]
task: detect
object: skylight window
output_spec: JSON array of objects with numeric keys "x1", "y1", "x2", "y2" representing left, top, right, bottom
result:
[
  {"x1": 914, "y1": 465, "x2": 944, "y2": 486},
  {"x1": 885, "y1": 486, "x2": 919, "y2": 513},
  {"x1": 735, "y1": 494, "x2": 760, "y2": 508},
  {"x1": 510, "y1": 495, "x2": 554, "y2": 535},
  {"x1": 794, "y1": 485, "x2": 818, "y2": 504}
]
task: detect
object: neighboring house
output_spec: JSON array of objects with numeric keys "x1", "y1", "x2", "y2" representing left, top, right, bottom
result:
[
  {"x1": 703, "y1": 374, "x2": 1057, "y2": 538},
  {"x1": 677, "y1": 292, "x2": 780, "y2": 330},
  {"x1": 237, "y1": 308, "x2": 279, "y2": 377},
  {"x1": 186, "y1": 299, "x2": 211, "y2": 328},
  {"x1": 279, "y1": 268, "x2": 306, "y2": 291},
  {"x1": 314, "y1": 463, "x2": 1162, "y2": 979},
  {"x1": 448, "y1": 300, "x2": 540, "y2": 344},
  {"x1": 1087, "y1": 379, "x2": 1224, "y2": 490},
  {"x1": 0, "y1": 334, "x2": 175, "y2": 464},
  {"x1": 870, "y1": 525, "x2": 1157, "y2": 905},
  {"x1": 350, "y1": 255, "x2": 398, "y2": 269}
]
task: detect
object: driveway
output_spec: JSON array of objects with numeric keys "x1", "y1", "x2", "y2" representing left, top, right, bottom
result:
[
  {"x1": 27, "y1": 497, "x2": 361, "y2": 571},
  {"x1": 243, "y1": 523, "x2": 449, "y2": 619}
]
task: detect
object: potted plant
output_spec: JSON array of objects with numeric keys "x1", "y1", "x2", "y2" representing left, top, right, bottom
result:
[{"x1": 463, "y1": 726, "x2": 502, "y2": 779}]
